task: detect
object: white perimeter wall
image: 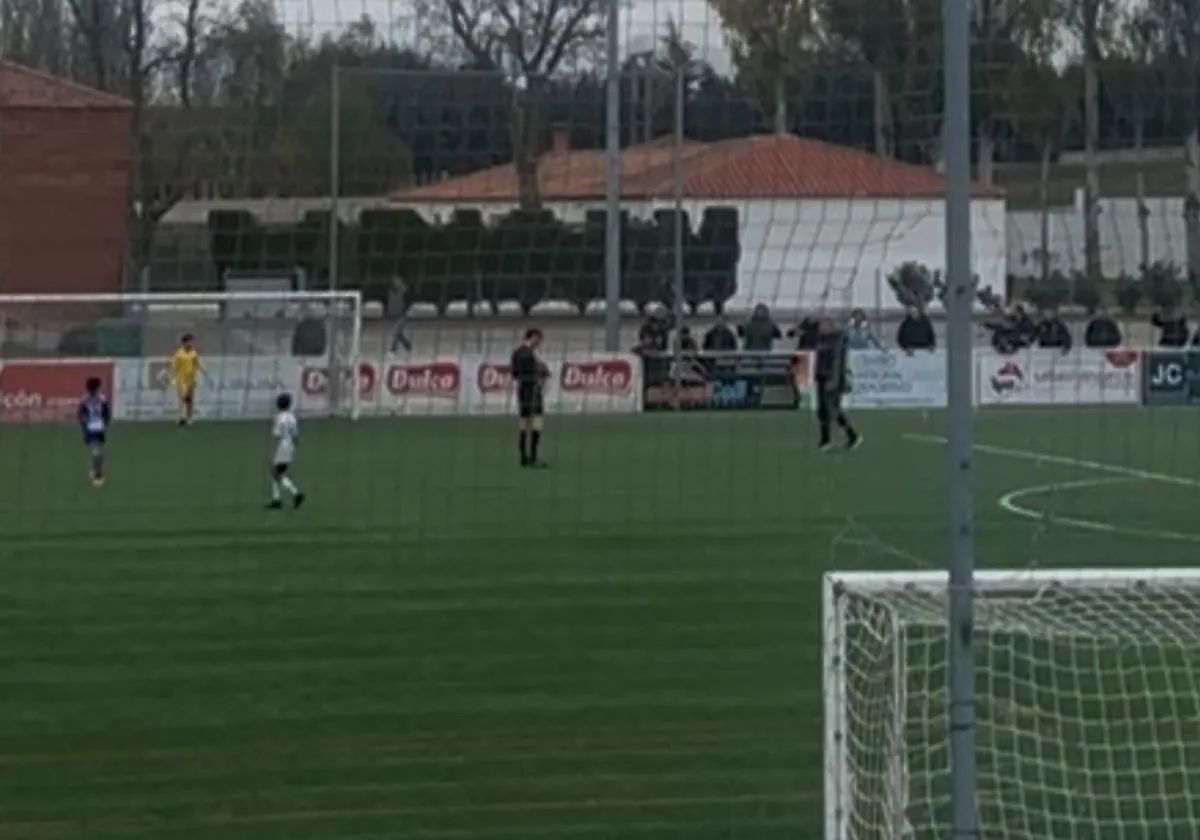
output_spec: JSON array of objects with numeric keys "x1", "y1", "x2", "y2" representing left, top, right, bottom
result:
[
  {"x1": 395, "y1": 197, "x2": 1009, "y2": 314},
  {"x1": 1008, "y1": 196, "x2": 1191, "y2": 279}
]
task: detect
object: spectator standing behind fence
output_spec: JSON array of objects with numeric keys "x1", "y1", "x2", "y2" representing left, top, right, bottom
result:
[
  {"x1": 635, "y1": 306, "x2": 673, "y2": 354},
  {"x1": 790, "y1": 315, "x2": 821, "y2": 350},
  {"x1": 1153, "y1": 307, "x2": 1189, "y2": 347},
  {"x1": 388, "y1": 279, "x2": 412, "y2": 353},
  {"x1": 1035, "y1": 307, "x2": 1072, "y2": 354},
  {"x1": 702, "y1": 315, "x2": 739, "y2": 352},
  {"x1": 1084, "y1": 308, "x2": 1122, "y2": 348},
  {"x1": 896, "y1": 306, "x2": 936, "y2": 353},
  {"x1": 738, "y1": 304, "x2": 782, "y2": 351},
  {"x1": 676, "y1": 326, "x2": 698, "y2": 354},
  {"x1": 846, "y1": 309, "x2": 883, "y2": 350}
]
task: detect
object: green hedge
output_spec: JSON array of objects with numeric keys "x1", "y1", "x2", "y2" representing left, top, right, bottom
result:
[{"x1": 207, "y1": 206, "x2": 741, "y2": 314}]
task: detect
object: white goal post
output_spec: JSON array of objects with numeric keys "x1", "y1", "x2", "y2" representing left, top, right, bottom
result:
[
  {"x1": 824, "y1": 567, "x2": 1200, "y2": 840},
  {"x1": 0, "y1": 290, "x2": 364, "y2": 420}
]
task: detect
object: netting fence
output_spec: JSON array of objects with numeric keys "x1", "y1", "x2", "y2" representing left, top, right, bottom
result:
[{"x1": 5, "y1": 0, "x2": 1200, "y2": 837}]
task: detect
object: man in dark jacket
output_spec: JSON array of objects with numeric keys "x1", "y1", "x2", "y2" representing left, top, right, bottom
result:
[
  {"x1": 814, "y1": 318, "x2": 861, "y2": 452},
  {"x1": 1084, "y1": 308, "x2": 1122, "y2": 348},
  {"x1": 1034, "y1": 307, "x2": 1072, "y2": 353},
  {"x1": 986, "y1": 304, "x2": 1036, "y2": 355},
  {"x1": 738, "y1": 303, "x2": 782, "y2": 351},
  {"x1": 896, "y1": 306, "x2": 936, "y2": 353},
  {"x1": 636, "y1": 306, "x2": 673, "y2": 354},
  {"x1": 790, "y1": 316, "x2": 821, "y2": 350},
  {"x1": 677, "y1": 326, "x2": 698, "y2": 354},
  {"x1": 1153, "y1": 307, "x2": 1190, "y2": 347},
  {"x1": 702, "y1": 315, "x2": 739, "y2": 352}
]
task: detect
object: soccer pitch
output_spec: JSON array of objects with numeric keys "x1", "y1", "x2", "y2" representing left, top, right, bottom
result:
[{"x1": 2, "y1": 407, "x2": 1198, "y2": 839}]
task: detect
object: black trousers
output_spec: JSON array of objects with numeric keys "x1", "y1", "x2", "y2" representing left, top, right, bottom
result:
[{"x1": 816, "y1": 380, "x2": 852, "y2": 439}]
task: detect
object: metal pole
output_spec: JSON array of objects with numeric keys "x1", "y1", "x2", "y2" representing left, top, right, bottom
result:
[
  {"x1": 329, "y1": 64, "x2": 341, "y2": 293},
  {"x1": 943, "y1": 0, "x2": 978, "y2": 835},
  {"x1": 602, "y1": 0, "x2": 622, "y2": 352},
  {"x1": 672, "y1": 66, "x2": 685, "y2": 355}
]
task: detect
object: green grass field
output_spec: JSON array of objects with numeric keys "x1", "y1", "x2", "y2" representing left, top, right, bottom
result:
[{"x1": 3, "y1": 406, "x2": 1200, "y2": 840}]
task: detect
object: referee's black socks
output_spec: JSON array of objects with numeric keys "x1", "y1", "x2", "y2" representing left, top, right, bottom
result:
[
  {"x1": 519, "y1": 431, "x2": 529, "y2": 464},
  {"x1": 530, "y1": 430, "x2": 541, "y2": 461}
]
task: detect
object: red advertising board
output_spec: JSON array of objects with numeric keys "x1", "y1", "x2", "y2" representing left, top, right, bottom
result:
[
  {"x1": 0, "y1": 360, "x2": 114, "y2": 423},
  {"x1": 298, "y1": 361, "x2": 378, "y2": 411}
]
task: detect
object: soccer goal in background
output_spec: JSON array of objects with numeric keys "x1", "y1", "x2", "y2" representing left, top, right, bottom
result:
[
  {"x1": 824, "y1": 568, "x2": 1200, "y2": 840},
  {"x1": 0, "y1": 291, "x2": 365, "y2": 420}
]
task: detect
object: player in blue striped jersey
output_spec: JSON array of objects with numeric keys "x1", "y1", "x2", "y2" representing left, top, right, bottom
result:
[{"x1": 77, "y1": 377, "x2": 111, "y2": 487}]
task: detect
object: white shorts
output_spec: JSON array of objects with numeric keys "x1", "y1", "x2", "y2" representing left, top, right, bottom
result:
[{"x1": 273, "y1": 444, "x2": 294, "y2": 467}]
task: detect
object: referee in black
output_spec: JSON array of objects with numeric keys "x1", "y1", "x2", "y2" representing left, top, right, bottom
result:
[
  {"x1": 511, "y1": 328, "x2": 548, "y2": 467},
  {"x1": 815, "y1": 316, "x2": 862, "y2": 451}
]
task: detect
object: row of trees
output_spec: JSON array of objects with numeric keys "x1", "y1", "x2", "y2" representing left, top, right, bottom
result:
[
  {"x1": 6, "y1": 0, "x2": 1200, "y2": 291},
  {"x1": 205, "y1": 206, "x2": 740, "y2": 314}
]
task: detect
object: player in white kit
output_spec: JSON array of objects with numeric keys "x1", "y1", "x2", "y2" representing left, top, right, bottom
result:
[{"x1": 268, "y1": 392, "x2": 306, "y2": 510}]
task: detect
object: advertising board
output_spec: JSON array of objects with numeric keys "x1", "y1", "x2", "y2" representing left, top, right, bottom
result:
[
  {"x1": 845, "y1": 351, "x2": 946, "y2": 409},
  {"x1": 641, "y1": 352, "x2": 813, "y2": 412},
  {"x1": 0, "y1": 360, "x2": 114, "y2": 424},
  {"x1": 1141, "y1": 351, "x2": 1200, "y2": 406},
  {"x1": 975, "y1": 348, "x2": 1141, "y2": 406},
  {"x1": 474, "y1": 354, "x2": 640, "y2": 414}
]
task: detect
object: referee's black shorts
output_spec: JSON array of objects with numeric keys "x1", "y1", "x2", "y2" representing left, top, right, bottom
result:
[{"x1": 517, "y1": 382, "x2": 544, "y2": 418}]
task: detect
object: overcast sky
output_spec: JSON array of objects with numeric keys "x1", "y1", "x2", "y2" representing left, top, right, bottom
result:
[{"x1": 279, "y1": 0, "x2": 735, "y2": 75}]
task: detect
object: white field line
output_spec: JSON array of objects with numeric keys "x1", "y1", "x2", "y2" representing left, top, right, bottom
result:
[
  {"x1": 903, "y1": 433, "x2": 1200, "y2": 489},
  {"x1": 904, "y1": 433, "x2": 1200, "y2": 543},
  {"x1": 998, "y1": 476, "x2": 1200, "y2": 544}
]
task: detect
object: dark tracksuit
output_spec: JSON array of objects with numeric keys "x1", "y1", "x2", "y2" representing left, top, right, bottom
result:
[{"x1": 815, "y1": 329, "x2": 859, "y2": 448}]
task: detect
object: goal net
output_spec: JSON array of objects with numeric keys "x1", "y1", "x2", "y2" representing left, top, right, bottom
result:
[
  {"x1": 0, "y1": 291, "x2": 364, "y2": 421},
  {"x1": 825, "y1": 569, "x2": 1200, "y2": 840}
]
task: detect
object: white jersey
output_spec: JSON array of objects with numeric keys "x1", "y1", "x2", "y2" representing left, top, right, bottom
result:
[{"x1": 272, "y1": 410, "x2": 299, "y2": 465}]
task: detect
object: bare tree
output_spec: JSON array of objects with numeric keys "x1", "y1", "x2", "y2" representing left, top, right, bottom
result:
[
  {"x1": 64, "y1": 0, "x2": 209, "y2": 275},
  {"x1": 415, "y1": 0, "x2": 609, "y2": 210},
  {"x1": 1, "y1": 0, "x2": 68, "y2": 72}
]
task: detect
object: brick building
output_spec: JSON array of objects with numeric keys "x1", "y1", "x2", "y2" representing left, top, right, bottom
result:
[{"x1": 0, "y1": 61, "x2": 131, "y2": 296}]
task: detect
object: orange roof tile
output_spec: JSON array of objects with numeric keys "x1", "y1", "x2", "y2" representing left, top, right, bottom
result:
[
  {"x1": 0, "y1": 60, "x2": 131, "y2": 109},
  {"x1": 393, "y1": 132, "x2": 1001, "y2": 202}
]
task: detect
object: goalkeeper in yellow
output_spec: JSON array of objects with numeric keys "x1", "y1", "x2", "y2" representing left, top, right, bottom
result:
[{"x1": 170, "y1": 333, "x2": 205, "y2": 426}]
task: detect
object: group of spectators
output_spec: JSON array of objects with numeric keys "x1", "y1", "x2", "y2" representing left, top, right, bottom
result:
[
  {"x1": 987, "y1": 304, "x2": 1200, "y2": 353},
  {"x1": 633, "y1": 303, "x2": 940, "y2": 355},
  {"x1": 633, "y1": 301, "x2": 1200, "y2": 357}
]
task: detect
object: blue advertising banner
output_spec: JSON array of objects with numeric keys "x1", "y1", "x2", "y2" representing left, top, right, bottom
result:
[{"x1": 1142, "y1": 351, "x2": 1200, "y2": 405}]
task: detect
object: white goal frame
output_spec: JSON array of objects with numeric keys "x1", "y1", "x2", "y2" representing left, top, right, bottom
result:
[
  {"x1": 0, "y1": 290, "x2": 365, "y2": 419},
  {"x1": 823, "y1": 567, "x2": 1200, "y2": 840}
]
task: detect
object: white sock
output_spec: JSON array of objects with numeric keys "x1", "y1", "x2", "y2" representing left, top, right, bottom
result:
[
  {"x1": 270, "y1": 480, "x2": 281, "y2": 502},
  {"x1": 280, "y1": 476, "x2": 299, "y2": 495}
]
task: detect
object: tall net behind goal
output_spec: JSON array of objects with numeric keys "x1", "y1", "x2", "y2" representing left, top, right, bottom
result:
[{"x1": 826, "y1": 570, "x2": 1200, "y2": 840}]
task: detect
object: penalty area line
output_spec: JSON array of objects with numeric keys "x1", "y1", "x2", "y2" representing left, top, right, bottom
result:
[
  {"x1": 996, "y1": 476, "x2": 1200, "y2": 544},
  {"x1": 905, "y1": 433, "x2": 1200, "y2": 543},
  {"x1": 903, "y1": 433, "x2": 1200, "y2": 489}
]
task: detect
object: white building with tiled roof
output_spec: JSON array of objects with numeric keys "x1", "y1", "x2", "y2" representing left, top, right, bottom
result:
[{"x1": 391, "y1": 131, "x2": 1007, "y2": 314}]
